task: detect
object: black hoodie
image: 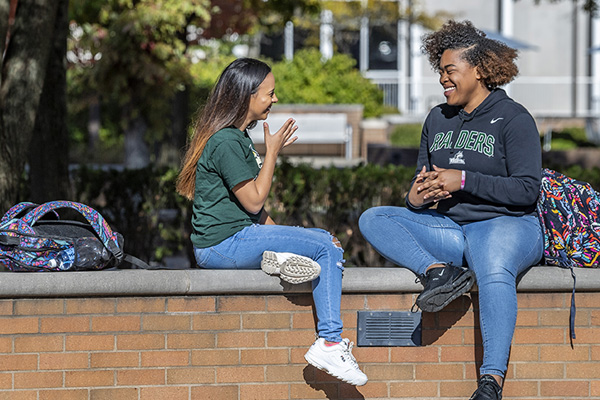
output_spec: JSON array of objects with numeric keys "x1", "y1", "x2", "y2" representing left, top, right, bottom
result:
[{"x1": 407, "y1": 88, "x2": 542, "y2": 224}]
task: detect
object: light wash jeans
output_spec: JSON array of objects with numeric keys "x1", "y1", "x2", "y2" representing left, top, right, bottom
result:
[
  {"x1": 359, "y1": 206, "x2": 543, "y2": 377},
  {"x1": 194, "y1": 224, "x2": 345, "y2": 342}
]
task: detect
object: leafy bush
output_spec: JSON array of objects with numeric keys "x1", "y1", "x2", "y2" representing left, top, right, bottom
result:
[
  {"x1": 545, "y1": 126, "x2": 596, "y2": 150},
  {"x1": 390, "y1": 123, "x2": 423, "y2": 148},
  {"x1": 271, "y1": 49, "x2": 384, "y2": 118}
]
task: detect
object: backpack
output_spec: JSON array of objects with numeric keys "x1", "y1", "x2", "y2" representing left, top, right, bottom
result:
[
  {"x1": 0, "y1": 200, "x2": 150, "y2": 272},
  {"x1": 536, "y1": 168, "x2": 600, "y2": 339},
  {"x1": 537, "y1": 168, "x2": 600, "y2": 268}
]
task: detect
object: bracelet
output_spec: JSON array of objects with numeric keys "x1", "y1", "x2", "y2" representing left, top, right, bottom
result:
[{"x1": 460, "y1": 170, "x2": 466, "y2": 190}]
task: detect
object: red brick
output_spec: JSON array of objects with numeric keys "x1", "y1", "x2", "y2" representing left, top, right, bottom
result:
[
  {"x1": 220, "y1": 296, "x2": 267, "y2": 312},
  {"x1": 65, "y1": 298, "x2": 115, "y2": 314},
  {"x1": 566, "y1": 362, "x2": 600, "y2": 378},
  {"x1": 193, "y1": 314, "x2": 241, "y2": 331},
  {"x1": 191, "y1": 385, "x2": 238, "y2": 400},
  {"x1": 339, "y1": 295, "x2": 365, "y2": 310},
  {"x1": 141, "y1": 350, "x2": 189, "y2": 367},
  {"x1": 90, "y1": 351, "x2": 139, "y2": 368},
  {"x1": 14, "y1": 371, "x2": 62, "y2": 388},
  {"x1": 390, "y1": 381, "x2": 438, "y2": 398},
  {"x1": 292, "y1": 313, "x2": 317, "y2": 330},
  {"x1": 166, "y1": 367, "x2": 214, "y2": 384},
  {"x1": 391, "y1": 346, "x2": 437, "y2": 363},
  {"x1": 513, "y1": 328, "x2": 565, "y2": 344},
  {"x1": 14, "y1": 299, "x2": 63, "y2": 315},
  {"x1": 353, "y1": 346, "x2": 390, "y2": 363},
  {"x1": 240, "y1": 384, "x2": 290, "y2": 399},
  {"x1": 0, "y1": 300, "x2": 13, "y2": 315},
  {"x1": 364, "y1": 364, "x2": 413, "y2": 381},
  {"x1": 440, "y1": 380, "x2": 477, "y2": 398},
  {"x1": 0, "y1": 373, "x2": 12, "y2": 389},
  {"x1": 518, "y1": 292, "x2": 566, "y2": 308},
  {"x1": 41, "y1": 316, "x2": 89, "y2": 333},
  {"x1": 217, "y1": 366, "x2": 265, "y2": 383},
  {"x1": 267, "y1": 295, "x2": 312, "y2": 312},
  {"x1": 66, "y1": 334, "x2": 114, "y2": 351},
  {"x1": 0, "y1": 354, "x2": 37, "y2": 372},
  {"x1": 116, "y1": 369, "x2": 165, "y2": 386},
  {"x1": 290, "y1": 382, "x2": 337, "y2": 399},
  {"x1": 242, "y1": 313, "x2": 289, "y2": 330},
  {"x1": 168, "y1": 297, "x2": 216, "y2": 312},
  {"x1": 0, "y1": 317, "x2": 38, "y2": 334},
  {"x1": 540, "y1": 380, "x2": 589, "y2": 397},
  {"x1": 438, "y1": 310, "x2": 476, "y2": 328},
  {"x1": 65, "y1": 370, "x2": 114, "y2": 387},
  {"x1": 218, "y1": 331, "x2": 265, "y2": 348},
  {"x1": 366, "y1": 294, "x2": 414, "y2": 311},
  {"x1": 39, "y1": 389, "x2": 88, "y2": 400},
  {"x1": 143, "y1": 315, "x2": 191, "y2": 331},
  {"x1": 90, "y1": 388, "x2": 139, "y2": 400},
  {"x1": 267, "y1": 330, "x2": 314, "y2": 348},
  {"x1": 0, "y1": 337, "x2": 11, "y2": 353},
  {"x1": 91, "y1": 316, "x2": 140, "y2": 332},
  {"x1": 514, "y1": 362, "x2": 564, "y2": 379},
  {"x1": 540, "y1": 344, "x2": 590, "y2": 361},
  {"x1": 14, "y1": 335, "x2": 63, "y2": 353},
  {"x1": 572, "y1": 327, "x2": 600, "y2": 343},
  {"x1": 117, "y1": 333, "x2": 165, "y2": 350},
  {"x1": 509, "y1": 345, "x2": 539, "y2": 361},
  {"x1": 116, "y1": 297, "x2": 166, "y2": 313},
  {"x1": 241, "y1": 348, "x2": 289, "y2": 365},
  {"x1": 191, "y1": 349, "x2": 239, "y2": 366},
  {"x1": 441, "y1": 345, "x2": 477, "y2": 362},
  {"x1": 342, "y1": 381, "x2": 387, "y2": 398},
  {"x1": 415, "y1": 363, "x2": 464, "y2": 380},
  {"x1": 39, "y1": 353, "x2": 89, "y2": 370},
  {"x1": 266, "y1": 365, "x2": 309, "y2": 383},
  {"x1": 539, "y1": 309, "x2": 588, "y2": 326},
  {"x1": 139, "y1": 386, "x2": 189, "y2": 400},
  {"x1": 502, "y1": 380, "x2": 539, "y2": 397},
  {"x1": 515, "y1": 310, "x2": 539, "y2": 326},
  {"x1": 167, "y1": 333, "x2": 215, "y2": 349},
  {"x1": 0, "y1": 391, "x2": 38, "y2": 400}
]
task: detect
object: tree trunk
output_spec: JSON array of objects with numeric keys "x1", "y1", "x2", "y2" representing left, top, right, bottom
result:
[
  {"x1": 28, "y1": 0, "x2": 70, "y2": 203},
  {"x1": 0, "y1": 0, "x2": 58, "y2": 211},
  {"x1": 157, "y1": 87, "x2": 189, "y2": 166},
  {"x1": 123, "y1": 108, "x2": 150, "y2": 169}
]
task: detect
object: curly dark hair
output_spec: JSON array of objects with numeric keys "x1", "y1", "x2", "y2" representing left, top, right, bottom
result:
[{"x1": 421, "y1": 20, "x2": 519, "y2": 89}]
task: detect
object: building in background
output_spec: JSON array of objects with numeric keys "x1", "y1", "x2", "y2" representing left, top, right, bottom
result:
[{"x1": 261, "y1": 0, "x2": 600, "y2": 124}]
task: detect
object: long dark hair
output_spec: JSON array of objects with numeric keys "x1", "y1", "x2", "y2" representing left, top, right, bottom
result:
[{"x1": 176, "y1": 58, "x2": 272, "y2": 200}]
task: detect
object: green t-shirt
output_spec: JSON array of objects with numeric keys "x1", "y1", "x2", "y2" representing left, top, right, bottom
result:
[{"x1": 191, "y1": 127, "x2": 263, "y2": 248}]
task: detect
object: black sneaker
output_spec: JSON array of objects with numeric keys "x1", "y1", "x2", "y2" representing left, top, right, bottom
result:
[
  {"x1": 415, "y1": 264, "x2": 475, "y2": 312},
  {"x1": 470, "y1": 375, "x2": 502, "y2": 400}
]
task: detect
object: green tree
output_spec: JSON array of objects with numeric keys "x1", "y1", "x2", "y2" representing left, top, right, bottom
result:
[{"x1": 0, "y1": 0, "x2": 70, "y2": 211}]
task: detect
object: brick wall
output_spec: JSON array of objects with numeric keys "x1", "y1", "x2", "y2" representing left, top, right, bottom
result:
[{"x1": 0, "y1": 291, "x2": 598, "y2": 399}]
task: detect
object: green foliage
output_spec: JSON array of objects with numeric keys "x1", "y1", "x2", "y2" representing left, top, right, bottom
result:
[
  {"x1": 64, "y1": 162, "x2": 416, "y2": 267},
  {"x1": 390, "y1": 123, "x2": 423, "y2": 148},
  {"x1": 271, "y1": 49, "x2": 384, "y2": 117},
  {"x1": 544, "y1": 126, "x2": 596, "y2": 150}
]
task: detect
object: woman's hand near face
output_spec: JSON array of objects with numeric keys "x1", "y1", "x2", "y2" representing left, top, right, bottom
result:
[
  {"x1": 232, "y1": 118, "x2": 298, "y2": 215},
  {"x1": 263, "y1": 118, "x2": 298, "y2": 156}
]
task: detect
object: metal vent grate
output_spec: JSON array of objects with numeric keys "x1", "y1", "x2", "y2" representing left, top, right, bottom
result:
[{"x1": 357, "y1": 311, "x2": 421, "y2": 347}]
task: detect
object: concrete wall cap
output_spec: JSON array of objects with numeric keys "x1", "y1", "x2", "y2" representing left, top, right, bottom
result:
[{"x1": 0, "y1": 266, "x2": 598, "y2": 298}]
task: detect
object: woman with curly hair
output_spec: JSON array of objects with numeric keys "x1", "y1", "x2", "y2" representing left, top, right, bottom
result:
[{"x1": 359, "y1": 20, "x2": 542, "y2": 399}]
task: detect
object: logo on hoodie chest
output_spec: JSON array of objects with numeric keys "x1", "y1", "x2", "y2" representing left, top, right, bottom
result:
[{"x1": 429, "y1": 130, "x2": 495, "y2": 158}]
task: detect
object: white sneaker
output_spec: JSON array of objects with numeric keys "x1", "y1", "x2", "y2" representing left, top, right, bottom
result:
[
  {"x1": 261, "y1": 251, "x2": 321, "y2": 284},
  {"x1": 304, "y1": 338, "x2": 368, "y2": 386}
]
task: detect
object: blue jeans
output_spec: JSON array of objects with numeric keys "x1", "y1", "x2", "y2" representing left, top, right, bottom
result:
[
  {"x1": 194, "y1": 224, "x2": 345, "y2": 342},
  {"x1": 359, "y1": 206, "x2": 543, "y2": 377}
]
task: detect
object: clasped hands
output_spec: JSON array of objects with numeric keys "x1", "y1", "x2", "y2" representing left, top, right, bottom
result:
[{"x1": 413, "y1": 165, "x2": 462, "y2": 205}]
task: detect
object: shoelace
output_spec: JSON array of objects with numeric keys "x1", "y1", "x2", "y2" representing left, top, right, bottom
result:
[
  {"x1": 471, "y1": 376, "x2": 501, "y2": 400},
  {"x1": 340, "y1": 339, "x2": 360, "y2": 368}
]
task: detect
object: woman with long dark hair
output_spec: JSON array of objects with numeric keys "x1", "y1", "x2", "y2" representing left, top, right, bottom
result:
[
  {"x1": 177, "y1": 58, "x2": 367, "y2": 386},
  {"x1": 360, "y1": 20, "x2": 543, "y2": 399}
]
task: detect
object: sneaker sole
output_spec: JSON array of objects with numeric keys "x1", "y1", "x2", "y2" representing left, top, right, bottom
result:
[
  {"x1": 304, "y1": 351, "x2": 368, "y2": 386},
  {"x1": 261, "y1": 251, "x2": 321, "y2": 284},
  {"x1": 416, "y1": 269, "x2": 475, "y2": 312}
]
